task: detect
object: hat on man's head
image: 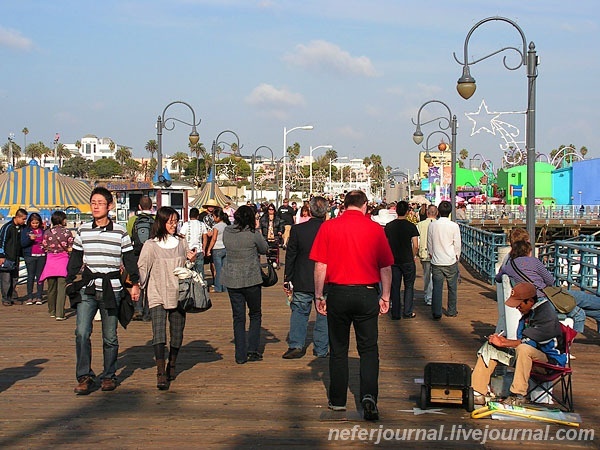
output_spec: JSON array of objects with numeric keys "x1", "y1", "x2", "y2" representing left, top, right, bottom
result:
[
  {"x1": 203, "y1": 199, "x2": 219, "y2": 208},
  {"x1": 505, "y1": 282, "x2": 537, "y2": 307}
]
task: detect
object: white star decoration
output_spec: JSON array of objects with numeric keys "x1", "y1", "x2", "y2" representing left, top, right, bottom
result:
[{"x1": 464, "y1": 99, "x2": 526, "y2": 156}]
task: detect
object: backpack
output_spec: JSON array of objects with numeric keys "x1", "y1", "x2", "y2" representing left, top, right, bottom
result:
[{"x1": 132, "y1": 213, "x2": 154, "y2": 255}]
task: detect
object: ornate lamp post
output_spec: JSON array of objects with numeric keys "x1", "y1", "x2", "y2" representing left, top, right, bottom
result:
[
  {"x1": 156, "y1": 101, "x2": 200, "y2": 187},
  {"x1": 454, "y1": 15, "x2": 538, "y2": 240},
  {"x1": 412, "y1": 100, "x2": 457, "y2": 212},
  {"x1": 309, "y1": 144, "x2": 333, "y2": 195},
  {"x1": 209, "y1": 130, "x2": 242, "y2": 200},
  {"x1": 282, "y1": 125, "x2": 313, "y2": 202},
  {"x1": 251, "y1": 146, "x2": 274, "y2": 204}
]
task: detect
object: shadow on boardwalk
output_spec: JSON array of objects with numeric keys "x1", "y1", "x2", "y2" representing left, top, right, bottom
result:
[{"x1": 0, "y1": 261, "x2": 599, "y2": 448}]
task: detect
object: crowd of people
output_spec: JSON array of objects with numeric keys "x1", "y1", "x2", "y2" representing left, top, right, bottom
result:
[{"x1": 2, "y1": 189, "x2": 600, "y2": 420}]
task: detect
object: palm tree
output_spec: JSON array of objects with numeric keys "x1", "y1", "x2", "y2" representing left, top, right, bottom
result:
[
  {"x1": 123, "y1": 158, "x2": 142, "y2": 180},
  {"x1": 26, "y1": 142, "x2": 43, "y2": 163},
  {"x1": 2, "y1": 141, "x2": 22, "y2": 166},
  {"x1": 115, "y1": 146, "x2": 132, "y2": 165},
  {"x1": 75, "y1": 140, "x2": 82, "y2": 155},
  {"x1": 145, "y1": 140, "x2": 158, "y2": 159},
  {"x1": 56, "y1": 143, "x2": 72, "y2": 167},
  {"x1": 580, "y1": 146, "x2": 588, "y2": 158},
  {"x1": 171, "y1": 152, "x2": 189, "y2": 177},
  {"x1": 367, "y1": 154, "x2": 385, "y2": 195},
  {"x1": 189, "y1": 141, "x2": 207, "y2": 180},
  {"x1": 22, "y1": 127, "x2": 29, "y2": 155}
]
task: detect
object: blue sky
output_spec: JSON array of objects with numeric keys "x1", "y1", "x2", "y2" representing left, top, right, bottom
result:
[{"x1": 1, "y1": 0, "x2": 599, "y2": 175}]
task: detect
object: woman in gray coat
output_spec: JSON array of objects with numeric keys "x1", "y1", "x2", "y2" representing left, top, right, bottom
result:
[{"x1": 222, "y1": 205, "x2": 268, "y2": 364}]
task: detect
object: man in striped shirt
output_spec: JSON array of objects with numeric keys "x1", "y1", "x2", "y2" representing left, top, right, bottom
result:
[{"x1": 67, "y1": 187, "x2": 141, "y2": 395}]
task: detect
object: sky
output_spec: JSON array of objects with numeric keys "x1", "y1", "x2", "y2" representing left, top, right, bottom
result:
[{"x1": 1, "y1": 0, "x2": 599, "y2": 176}]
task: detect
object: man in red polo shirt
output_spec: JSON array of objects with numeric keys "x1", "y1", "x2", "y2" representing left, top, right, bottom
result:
[{"x1": 310, "y1": 190, "x2": 393, "y2": 421}]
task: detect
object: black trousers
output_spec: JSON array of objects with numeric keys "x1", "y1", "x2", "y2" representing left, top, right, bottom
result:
[{"x1": 326, "y1": 284, "x2": 380, "y2": 407}]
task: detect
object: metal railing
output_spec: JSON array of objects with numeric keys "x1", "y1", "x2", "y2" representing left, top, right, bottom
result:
[
  {"x1": 459, "y1": 223, "x2": 507, "y2": 284},
  {"x1": 537, "y1": 234, "x2": 600, "y2": 296}
]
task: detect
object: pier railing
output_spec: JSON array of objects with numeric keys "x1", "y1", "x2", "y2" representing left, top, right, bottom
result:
[
  {"x1": 459, "y1": 223, "x2": 507, "y2": 284},
  {"x1": 537, "y1": 234, "x2": 600, "y2": 296}
]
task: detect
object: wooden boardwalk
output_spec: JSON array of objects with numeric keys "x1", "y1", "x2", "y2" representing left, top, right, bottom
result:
[{"x1": 1, "y1": 259, "x2": 599, "y2": 449}]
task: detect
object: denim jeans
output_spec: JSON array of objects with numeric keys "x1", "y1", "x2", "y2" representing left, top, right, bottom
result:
[
  {"x1": 75, "y1": 288, "x2": 122, "y2": 381},
  {"x1": 228, "y1": 284, "x2": 262, "y2": 362},
  {"x1": 431, "y1": 262, "x2": 459, "y2": 318},
  {"x1": 212, "y1": 248, "x2": 227, "y2": 292},
  {"x1": 0, "y1": 267, "x2": 20, "y2": 303},
  {"x1": 390, "y1": 262, "x2": 416, "y2": 318},
  {"x1": 288, "y1": 291, "x2": 328, "y2": 356},
  {"x1": 327, "y1": 284, "x2": 380, "y2": 407},
  {"x1": 420, "y1": 259, "x2": 433, "y2": 303},
  {"x1": 568, "y1": 289, "x2": 600, "y2": 332},
  {"x1": 24, "y1": 255, "x2": 46, "y2": 300}
]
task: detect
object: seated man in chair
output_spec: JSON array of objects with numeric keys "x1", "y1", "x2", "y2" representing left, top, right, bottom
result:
[{"x1": 471, "y1": 282, "x2": 567, "y2": 406}]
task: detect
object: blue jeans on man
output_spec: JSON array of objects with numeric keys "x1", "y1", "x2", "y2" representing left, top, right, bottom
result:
[
  {"x1": 75, "y1": 288, "x2": 122, "y2": 381},
  {"x1": 390, "y1": 262, "x2": 416, "y2": 319},
  {"x1": 288, "y1": 291, "x2": 328, "y2": 356},
  {"x1": 431, "y1": 262, "x2": 459, "y2": 318}
]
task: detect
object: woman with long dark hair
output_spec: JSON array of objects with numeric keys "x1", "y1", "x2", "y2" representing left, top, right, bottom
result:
[
  {"x1": 223, "y1": 205, "x2": 268, "y2": 364},
  {"x1": 259, "y1": 203, "x2": 284, "y2": 268},
  {"x1": 138, "y1": 207, "x2": 196, "y2": 389},
  {"x1": 21, "y1": 212, "x2": 46, "y2": 305}
]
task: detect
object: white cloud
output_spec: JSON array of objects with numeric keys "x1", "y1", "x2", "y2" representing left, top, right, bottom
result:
[
  {"x1": 0, "y1": 26, "x2": 33, "y2": 51},
  {"x1": 245, "y1": 83, "x2": 306, "y2": 119},
  {"x1": 283, "y1": 40, "x2": 378, "y2": 77}
]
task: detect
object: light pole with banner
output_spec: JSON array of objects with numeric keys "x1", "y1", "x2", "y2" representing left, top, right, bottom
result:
[{"x1": 251, "y1": 146, "x2": 274, "y2": 204}]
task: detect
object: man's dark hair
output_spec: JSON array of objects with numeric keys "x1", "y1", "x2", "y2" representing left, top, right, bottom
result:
[
  {"x1": 189, "y1": 207, "x2": 200, "y2": 219},
  {"x1": 139, "y1": 196, "x2": 152, "y2": 211},
  {"x1": 15, "y1": 208, "x2": 28, "y2": 218},
  {"x1": 344, "y1": 190, "x2": 368, "y2": 208},
  {"x1": 51, "y1": 210, "x2": 67, "y2": 226},
  {"x1": 438, "y1": 200, "x2": 452, "y2": 217},
  {"x1": 90, "y1": 186, "x2": 113, "y2": 205},
  {"x1": 309, "y1": 196, "x2": 328, "y2": 219},
  {"x1": 396, "y1": 201, "x2": 409, "y2": 216}
]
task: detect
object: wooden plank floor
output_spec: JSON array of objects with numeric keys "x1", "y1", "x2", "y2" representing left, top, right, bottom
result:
[{"x1": 1, "y1": 258, "x2": 599, "y2": 449}]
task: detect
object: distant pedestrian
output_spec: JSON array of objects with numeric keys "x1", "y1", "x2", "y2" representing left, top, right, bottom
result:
[
  {"x1": 0, "y1": 208, "x2": 28, "y2": 306},
  {"x1": 427, "y1": 201, "x2": 461, "y2": 320},
  {"x1": 21, "y1": 212, "x2": 46, "y2": 305},
  {"x1": 416, "y1": 205, "x2": 438, "y2": 306},
  {"x1": 385, "y1": 201, "x2": 419, "y2": 319}
]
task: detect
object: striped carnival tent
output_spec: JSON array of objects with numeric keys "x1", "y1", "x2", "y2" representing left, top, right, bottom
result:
[
  {"x1": 189, "y1": 169, "x2": 231, "y2": 208},
  {"x1": 0, "y1": 160, "x2": 92, "y2": 218}
]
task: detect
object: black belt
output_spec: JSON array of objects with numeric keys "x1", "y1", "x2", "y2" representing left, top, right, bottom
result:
[{"x1": 330, "y1": 283, "x2": 378, "y2": 288}]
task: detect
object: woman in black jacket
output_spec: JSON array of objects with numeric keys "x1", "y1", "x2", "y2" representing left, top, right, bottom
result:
[{"x1": 259, "y1": 203, "x2": 284, "y2": 268}]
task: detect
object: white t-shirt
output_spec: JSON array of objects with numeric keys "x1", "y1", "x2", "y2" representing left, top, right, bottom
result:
[{"x1": 180, "y1": 219, "x2": 208, "y2": 252}]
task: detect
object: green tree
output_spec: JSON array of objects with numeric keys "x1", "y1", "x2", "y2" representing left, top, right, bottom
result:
[
  {"x1": 56, "y1": 143, "x2": 72, "y2": 167},
  {"x1": 60, "y1": 156, "x2": 93, "y2": 178},
  {"x1": 580, "y1": 146, "x2": 588, "y2": 158},
  {"x1": 287, "y1": 142, "x2": 301, "y2": 162},
  {"x1": 367, "y1": 154, "x2": 385, "y2": 194},
  {"x1": 123, "y1": 158, "x2": 142, "y2": 179},
  {"x1": 75, "y1": 140, "x2": 82, "y2": 155},
  {"x1": 189, "y1": 141, "x2": 207, "y2": 179},
  {"x1": 90, "y1": 158, "x2": 122, "y2": 179},
  {"x1": 2, "y1": 141, "x2": 21, "y2": 166},
  {"x1": 171, "y1": 151, "x2": 189, "y2": 177},
  {"x1": 22, "y1": 127, "x2": 29, "y2": 154},
  {"x1": 115, "y1": 146, "x2": 132, "y2": 165},
  {"x1": 145, "y1": 140, "x2": 158, "y2": 159},
  {"x1": 109, "y1": 140, "x2": 116, "y2": 153},
  {"x1": 25, "y1": 142, "x2": 44, "y2": 163}
]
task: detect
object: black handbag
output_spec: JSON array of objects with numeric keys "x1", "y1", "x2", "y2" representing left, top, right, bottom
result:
[
  {"x1": 177, "y1": 277, "x2": 212, "y2": 313},
  {"x1": 0, "y1": 259, "x2": 17, "y2": 272},
  {"x1": 261, "y1": 263, "x2": 278, "y2": 287}
]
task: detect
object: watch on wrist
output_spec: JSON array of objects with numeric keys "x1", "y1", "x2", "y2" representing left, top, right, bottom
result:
[{"x1": 316, "y1": 296, "x2": 326, "y2": 301}]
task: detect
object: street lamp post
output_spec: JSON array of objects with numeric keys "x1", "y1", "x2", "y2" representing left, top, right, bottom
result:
[
  {"x1": 282, "y1": 125, "x2": 313, "y2": 202},
  {"x1": 454, "y1": 15, "x2": 538, "y2": 240},
  {"x1": 309, "y1": 144, "x2": 333, "y2": 195},
  {"x1": 210, "y1": 130, "x2": 242, "y2": 200},
  {"x1": 251, "y1": 146, "x2": 274, "y2": 204},
  {"x1": 328, "y1": 156, "x2": 348, "y2": 191},
  {"x1": 156, "y1": 101, "x2": 200, "y2": 187},
  {"x1": 405, "y1": 168, "x2": 412, "y2": 200},
  {"x1": 412, "y1": 100, "x2": 457, "y2": 213},
  {"x1": 7, "y1": 133, "x2": 14, "y2": 170}
]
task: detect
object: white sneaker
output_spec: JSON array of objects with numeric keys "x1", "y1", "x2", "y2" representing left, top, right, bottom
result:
[{"x1": 94, "y1": 311, "x2": 102, "y2": 321}]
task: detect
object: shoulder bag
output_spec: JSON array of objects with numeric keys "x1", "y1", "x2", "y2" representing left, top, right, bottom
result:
[
  {"x1": 178, "y1": 276, "x2": 212, "y2": 313},
  {"x1": 0, "y1": 259, "x2": 17, "y2": 272},
  {"x1": 261, "y1": 262, "x2": 278, "y2": 287},
  {"x1": 509, "y1": 258, "x2": 576, "y2": 314}
]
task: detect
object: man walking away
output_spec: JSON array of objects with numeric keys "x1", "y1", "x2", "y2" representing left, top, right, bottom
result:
[
  {"x1": 416, "y1": 205, "x2": 438, "y2": 306},
  {"x1": 311, "y1": 190, "x2": 393, "y2": 421},
  {"x1": 179, "y1": 207, "x2": 208, "y2": 274},
  {"x1": 384, "y1": 201, "x2": 419, "y2": 320},
  {"x1": 129, "y1": 196, "x2": 154, "y2": 321},
  {"x1": 0, "y1": 208, "x2": 28, "y2": 306},
  {"x1": 277, "y1": 198, "x2": 295, "y2": 248},
  {"x1": 427, "y1": 200, "x2": 461, "y2": 320},
  {"x1": 282, "y1": 196, "x2": 328, "y2": 359}
]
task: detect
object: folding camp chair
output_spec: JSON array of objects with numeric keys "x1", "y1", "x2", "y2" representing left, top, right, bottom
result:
[{"x1": 527, "y1": 323, "x2": 578, "y2": 412}]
